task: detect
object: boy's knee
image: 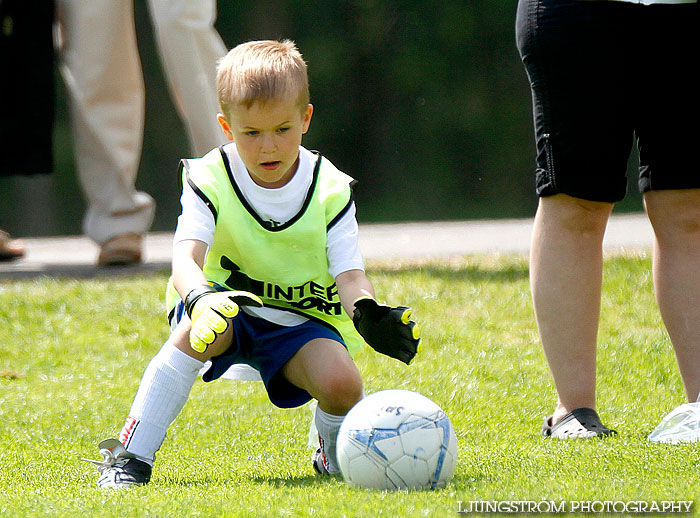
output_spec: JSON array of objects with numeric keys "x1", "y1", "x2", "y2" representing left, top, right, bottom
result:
[
  {"x1": 318, "y1": 368, "x2": 363, "y2": 414},
  {"x1": 170, "y1": 318, "x2": 230, "y2": 362}
]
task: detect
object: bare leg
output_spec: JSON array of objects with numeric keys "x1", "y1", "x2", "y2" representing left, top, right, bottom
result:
[
  {"x1": 283, "y1": 338, "x2": 363, "y2": 473},
  {"x1": 645, "y1": 189, "x2": 700, "y2": 402},
  {"x1": 530, "y1": 194, "x2": 613, "y2": 424},
  {"x1": 282, "y1": 338, "x2": 363, "y2": 415}
]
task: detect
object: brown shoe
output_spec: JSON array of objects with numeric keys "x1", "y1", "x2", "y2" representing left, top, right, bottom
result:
[
  {"x1": 97, "y1": 233, "x2": 143, "y2": 266},
  {"x1": 0, "y1": 230, "x2": 25, "y2": 262}
]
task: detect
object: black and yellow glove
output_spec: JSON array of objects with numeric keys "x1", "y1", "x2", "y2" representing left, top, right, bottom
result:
[
  {"x1": 185, "y1": 285, "x2": 263, "y2": 353},
  {"x1": 352, "y1": 297, "x2": 420, "y2": 365}
]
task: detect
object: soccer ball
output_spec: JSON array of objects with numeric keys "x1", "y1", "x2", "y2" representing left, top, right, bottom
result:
[{"x1": 336, "y1": 389, "x2": 458, "y2": 490}]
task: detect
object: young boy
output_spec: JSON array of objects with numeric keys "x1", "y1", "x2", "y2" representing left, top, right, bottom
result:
[{"x1": 84, "y1": 40, "x2": 420, "y2": 488}]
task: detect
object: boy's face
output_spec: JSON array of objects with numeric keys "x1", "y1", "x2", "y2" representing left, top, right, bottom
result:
[{"x1": 218, "y1": 97, "x2": 313, "y2": 188}]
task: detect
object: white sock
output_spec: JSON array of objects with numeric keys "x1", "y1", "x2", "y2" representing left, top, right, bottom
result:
[
  {"x1": 118, "y1": 341, "x2": 204, "y2": 465},
  {"x1": 314, "y1": 407, "x2": 345, "y2": 474}
]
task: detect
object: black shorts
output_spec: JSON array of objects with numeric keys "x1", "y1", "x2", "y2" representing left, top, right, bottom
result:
[{"x1": 516, "y1": 0, "x2": 698, "y2": 202}]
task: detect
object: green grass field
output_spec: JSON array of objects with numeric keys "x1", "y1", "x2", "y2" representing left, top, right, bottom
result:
[{"x1": 1, "y1": 253, "x2": 698, "y2": 517}]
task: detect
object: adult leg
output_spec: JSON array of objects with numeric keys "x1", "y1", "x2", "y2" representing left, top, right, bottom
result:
[
  {"x1": 645, "y1": 189, "x2": 700, "y2": 402},
  {"x1": 56, "y1": 0, "x2": 154, "y2": 252},
  {"x1": 147, "y1": 0, "x2": 228, "y2": 155},
  {"x1": 530, "y1": 194, "x2": 613, "y2": 424}
]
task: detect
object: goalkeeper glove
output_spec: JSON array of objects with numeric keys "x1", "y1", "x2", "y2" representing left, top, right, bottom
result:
[
  {"x1": 184, "y1": 285, "x2": 263, "y2": 353},
  {"x1": 352, "y1": 297, "x2": 420, "y2": 365}
]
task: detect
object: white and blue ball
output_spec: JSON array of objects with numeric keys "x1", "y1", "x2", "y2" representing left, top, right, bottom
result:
[{"x1": 336, "y1": 389, "x2": 458, "y2": 490}]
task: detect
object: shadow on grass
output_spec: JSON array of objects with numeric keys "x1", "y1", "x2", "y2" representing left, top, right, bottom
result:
[
  {"x1": 0, "y1": 262, "x2": 529, "y2": 286},
  {"x1": 156, "y1": 473, "x2": 335, "y2": 489},
  {"x1": 250, "y1": 474, "x2": 336, "y2": 488},
  {"x1": 252, "y1": 473, "x2": 491, "y2": 492},
  {"x1": 156, "y1": 475, "x2": 228, "y2": 488},
  {"x1": 159, "y1": 471, "x2": 488, "y2": 492},
  {"x1": 0, "y1": 263, "x2": 172, "y2": 281},
  {"x1": 369, "y1": 262, "x2": 529, "y2": 284}
]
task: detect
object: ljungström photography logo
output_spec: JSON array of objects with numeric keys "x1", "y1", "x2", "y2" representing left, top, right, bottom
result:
[{"x1": 457, "y1": 500, "x2": 694, "y2": 514}]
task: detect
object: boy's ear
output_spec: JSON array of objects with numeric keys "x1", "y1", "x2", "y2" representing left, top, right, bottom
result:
[
  {"x1": 217, "y1": 114, "x2": 234, "y2": 141},
  {"x1": 302, "y1": 104, "x2": 313, "y2": 134}
]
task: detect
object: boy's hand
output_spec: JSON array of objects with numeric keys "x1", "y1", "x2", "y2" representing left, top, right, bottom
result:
[
  {"x1": 352, "y1": 297, "x2": 420, "y2": 365},
  {"x1": 185, "y1": 286, "x2": 263, "y2": 353}
]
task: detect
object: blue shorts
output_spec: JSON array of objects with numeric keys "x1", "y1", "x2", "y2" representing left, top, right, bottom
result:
[
  {"x1": 516, "y1": 0, "x2": 698, "y2": 202},
  {"x1": 171, "y1": 300, "x2": 345, "y2": 409}
]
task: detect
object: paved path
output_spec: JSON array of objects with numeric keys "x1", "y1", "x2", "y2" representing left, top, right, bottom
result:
[{"x1": 0, "y1": 213, "x2": 654, "y2": 279}]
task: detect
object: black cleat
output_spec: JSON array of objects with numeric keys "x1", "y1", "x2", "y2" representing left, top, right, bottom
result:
[{"x1": 82, "y1": 438, "x2": 152, "y2": 488}]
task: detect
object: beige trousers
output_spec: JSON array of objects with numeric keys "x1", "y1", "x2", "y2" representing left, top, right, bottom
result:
[{"x1": 56, "y1": 0, "x2": 227, "y2": 243}]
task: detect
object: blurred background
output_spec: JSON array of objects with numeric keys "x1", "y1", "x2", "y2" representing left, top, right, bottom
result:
[{"x1": 0, "y1": 0, "x2": 643, "y2": 238}]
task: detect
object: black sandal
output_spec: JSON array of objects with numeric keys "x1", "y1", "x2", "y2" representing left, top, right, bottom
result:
[{"x1": 542, "y1": 407, "x2": 616, "y2": 438}]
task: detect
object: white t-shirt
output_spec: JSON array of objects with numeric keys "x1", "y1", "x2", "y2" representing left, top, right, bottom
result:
[{"x1": 174, "y1": 144, "x2": 365, "y2": 327}]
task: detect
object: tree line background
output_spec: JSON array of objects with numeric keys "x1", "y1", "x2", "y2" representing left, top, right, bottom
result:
[{"x1": 0, "y1": 0, "x2": 643, "y2": 237}]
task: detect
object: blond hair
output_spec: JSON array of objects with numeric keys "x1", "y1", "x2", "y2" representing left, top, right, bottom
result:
[{"x1": 217, "y1": 40, "x2": 310, "y2": 118}]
